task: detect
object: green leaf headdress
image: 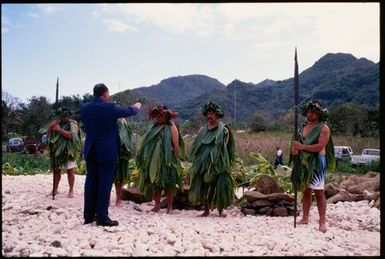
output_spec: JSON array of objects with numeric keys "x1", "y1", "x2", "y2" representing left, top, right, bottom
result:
[
  {"x1": 55, "y1": 107, "x2": 73, "y2": 117},
  {"x1": 300, "y1": 98, "x2": 329, "y2": 121},
  {"x1": 202, "y1": 101, "x2": 224, "y2": 118}
]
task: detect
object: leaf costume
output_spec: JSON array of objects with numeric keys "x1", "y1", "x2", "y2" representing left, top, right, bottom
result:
[
  {"x1": 188, "y1": 122, "x2": 236, "y2": 210},
  {"x1": 115, "y1": 118, "x2": 134, "y2": 185},
  {"x1": 136, "y1": 121, "x2": 184, "y2": 199},
  {"x1": 290, "y1": 121, "x2": 336, "y2": 192},
  {"x1": 48, "y1": 119, "x2": 82, "y2": 169}
]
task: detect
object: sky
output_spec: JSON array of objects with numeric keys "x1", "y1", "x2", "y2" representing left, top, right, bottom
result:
[{"x1": 1, "y1": 3, "x2": 380, "y2": 104}]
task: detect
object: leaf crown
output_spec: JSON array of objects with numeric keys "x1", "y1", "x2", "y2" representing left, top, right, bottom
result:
[
  {"x1": 56, "y1": 107, "x2": 72, "y2": 117},
  {"x1": 202, "y1": 101, "x2": 224, "y2": 118},
  {"x1": 300, "y1": 98, "x2": 329, "y2": 121}
]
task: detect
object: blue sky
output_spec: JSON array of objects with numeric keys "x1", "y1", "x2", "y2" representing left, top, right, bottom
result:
[{"x1": 2, "y1": 3, "x2": 380, "y2": 103}]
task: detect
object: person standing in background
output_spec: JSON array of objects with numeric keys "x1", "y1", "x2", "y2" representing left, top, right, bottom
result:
[
  {"x1": 274, "y1": 147, "x2": 284, "y2": 168},
  {"x1": 47, "y1": 107, "x2": 81, "y2": 199}
]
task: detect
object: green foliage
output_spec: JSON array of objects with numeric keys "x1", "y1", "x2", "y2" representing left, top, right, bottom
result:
[
  {"x1": 2, "y1": 153, "x2": 51, "y2": 175},
  {"x1": 350, "y1": 159, "x2": 380, "y2": 174},
  {"x1": 2, "y1": 153, "x2": 86, "y2": 176},
  {"x1": 232, "y1": 152, "x2": 293, "y2": 194},
  {"x1": 249, "y1": 112, "x2": 268, "y2": 133},
  {"x1": 231, "y1": 157, "x2": 248, "y2": 187},
  {"x1": 329, "y1": 103, "x2": 368, "y2": 135},
  {"x1": 335, "y1": 159, "x2": 353, "y2": 173},
  {"x1": 48, "y1": 120, "x2": 82, "y2": 169},
  {"x1": 136, "y1": 123, "x2": 184, "y2": 198}
]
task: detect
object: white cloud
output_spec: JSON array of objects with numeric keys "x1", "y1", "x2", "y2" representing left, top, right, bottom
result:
[
  {"x1": 38, "y1": 4, "x2": 64, "y2": 14},
  {"x1": 102, "y1": 18, "x2": 137, "y2": 33},
  {"x1": 96, "y1": 3, "x2": 219, "y2": 37}
]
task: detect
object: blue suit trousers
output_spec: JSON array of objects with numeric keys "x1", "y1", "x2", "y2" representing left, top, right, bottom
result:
[{"x1": 83, "y1": 149, "x2": 116, "y2": 222}]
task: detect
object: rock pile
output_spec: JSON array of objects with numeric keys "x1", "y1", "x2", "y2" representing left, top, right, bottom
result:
[
  {"x1": 325, "y1": 171, "x2": 380, "y2": 208},
  {"x1": 240, "y1": 175, "x2": 298, "y2": 217},
  {"x1": 121, "y1": 184, "x2": 201, "y2": 210}
]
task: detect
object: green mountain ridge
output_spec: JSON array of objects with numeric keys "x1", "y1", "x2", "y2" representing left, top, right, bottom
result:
[{"x1": 114, "y1": 52, "x2": 379, "y2": 122}]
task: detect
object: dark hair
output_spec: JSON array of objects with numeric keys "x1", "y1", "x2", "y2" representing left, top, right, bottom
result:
[{"x1": 93, "y1": 83, "x2": 109, "y2": 97}]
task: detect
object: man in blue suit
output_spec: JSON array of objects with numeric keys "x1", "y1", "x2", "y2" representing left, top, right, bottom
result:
[{"x1": 81, "y1": 83, "x2": 141, "y2": 226}]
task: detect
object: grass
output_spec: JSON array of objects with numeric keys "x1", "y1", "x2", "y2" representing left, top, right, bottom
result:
[
  {"x1": 2, "y1": 131, "x2": 379, "y2": 183},
  {"x1": 230, "y1": 131, "x2": 379, "y2": 166}
]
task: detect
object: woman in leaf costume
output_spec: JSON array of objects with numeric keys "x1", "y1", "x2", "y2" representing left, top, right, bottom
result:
[
  {"x1": 291, "y1": 98, "x2": 335, "y2": 233},
  {"x1": 114, "y1": 117, "x2": 134, "y2": 206},
  {"x1": 47, "y1": 107, "x2": 82, "y2": 198},
  {"x1": 188, "y1": 101, "x2": 235, "y2": 217},
  {"x1": 136, "y1": 104, "x2": 184, "y2": 214}
]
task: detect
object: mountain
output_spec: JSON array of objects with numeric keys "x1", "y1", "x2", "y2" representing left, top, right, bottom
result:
[
  {"x1": 131, "y1": 74, "x2": 225, "y2": 106},
  {"x1": 112, "y1": 53, "x2": 379, "y2": 122}
]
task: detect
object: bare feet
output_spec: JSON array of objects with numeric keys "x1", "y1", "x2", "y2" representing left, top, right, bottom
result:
[
  {"x1": 150, "y1": 207, "x2": 160, "y2": 213},
  {"x1": 67, "y1": 192, "x2": 74, "y2": 198},
  {"x1": 297, "y1": 218, "x2": 309, "y2": 225},
  {"x1": 319, "y1": 222, "x2": 327, "y2": 233},
  {"x1": 197, "y1": 211, "x2": 209, "y2": 217},
  {"x1": 47, "y1": 190, "x2": 59, "y2": 197}
]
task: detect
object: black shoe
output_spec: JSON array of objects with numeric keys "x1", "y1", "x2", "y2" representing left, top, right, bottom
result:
[
  {"x1": 84, "y1": 217, "x2": 96, "y2": 224},
  {"x1": 96, "y1": 218, "x2": 119, "y2": 227}
]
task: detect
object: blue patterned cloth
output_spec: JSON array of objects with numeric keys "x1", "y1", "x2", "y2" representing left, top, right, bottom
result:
[{"x1": 309, "y1": 155, "x2": 326, "y2": 190}]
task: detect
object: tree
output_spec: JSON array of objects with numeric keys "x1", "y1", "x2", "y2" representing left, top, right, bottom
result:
[
  {"x1": 2, "y1": 91, "x2": 24, "y2": 139},
  {"x1": 19, "y1": 96, "x2": 51, "y2": 138},
  {"x1": 329, "y1": 103, "x2": 367, "y2": 135},
  {"x1": 249, "y1": 112, "x2": 268, "y2": 133}
]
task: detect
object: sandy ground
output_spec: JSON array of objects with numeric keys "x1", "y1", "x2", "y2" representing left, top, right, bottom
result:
[{"x1": 1, "y1": 174, "x2": 381, "y2": 257}]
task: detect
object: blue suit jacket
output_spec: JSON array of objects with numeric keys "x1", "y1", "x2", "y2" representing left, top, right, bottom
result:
[{"x1": 80, "y1": 97, "x2": 139, "y2": 162}]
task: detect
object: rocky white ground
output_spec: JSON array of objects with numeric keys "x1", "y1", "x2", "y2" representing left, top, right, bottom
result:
[{"x1": 2, "y1": 174, "x2": 380, "y2": 256}]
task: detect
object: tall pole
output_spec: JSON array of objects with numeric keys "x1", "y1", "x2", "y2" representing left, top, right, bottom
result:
[
  {"x1": 292, "y1": 47, "x2": 299, "y2": 228},
  {"x1": 55, "y1": 77, "x2": 59, "y2": 104},
  {"x1": 53, "y1": 76, "x2": 59, "y2": 200}
]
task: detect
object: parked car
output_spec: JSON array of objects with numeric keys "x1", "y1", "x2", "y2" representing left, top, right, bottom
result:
[
  {"x1": 334, "y1": 146, "x2": 353, "y2": 160},
  {"x1": 24, "y1": 138, "x2": 47, "y2": 154},
  {"x1": 6, "y1": 137, "x2": 24, "y2": 152},
  {"x1": 351, "y1": 148, "x2": 380, "y2": 165}
]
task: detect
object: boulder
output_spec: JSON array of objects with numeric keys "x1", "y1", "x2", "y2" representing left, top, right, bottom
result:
[
  {"x1": 241, "y1": 208, "x2": 257, "y2": 216},
  {"x1": 266, "y1": 193, "x2": 295, "y2": 202},
  {"x1": 255, "y1": 206, "x2": 273, "y2": 216},
  {"x1": 243, "y1": 191, "x2": 267, "y2": 203},
  {"x1": 371, "y1": 197, "x2": 380, "y2": 209},
  {"x1": 325, "y1": 183, "x2": 339, "y2": 198},
  {"x1": 346, "y1": 174, "x2": 380, "y2": 194},
  {"x1": 121, "y1": 187, "x2": 149, "y2": 204},
  {"x1": 251, "y1": 199, "x2": 275, "y2": 208},
  {"x1": 255, "y1": 175, "x2": 284, "y2": 194},
  {"x1": 272, "y1": 207, "x2": 288, "y2": 216}
]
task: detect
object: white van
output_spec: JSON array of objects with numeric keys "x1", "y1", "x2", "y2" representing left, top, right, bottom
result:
[{"x1": 334, "y1": 146, "x2": 353, "y2": 159}]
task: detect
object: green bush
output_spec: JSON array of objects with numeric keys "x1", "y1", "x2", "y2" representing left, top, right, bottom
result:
[
  {"x1": 2, "y1": 153, "x2": 87, "y2": 175},
  {"x1": 335, "y1": 159, "x2": 353, "y2": 173},
  {"x1": 2, "y1": 153, "x2": 50, "y2": 175}
]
